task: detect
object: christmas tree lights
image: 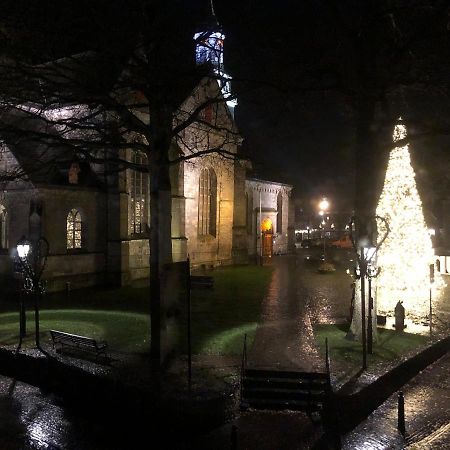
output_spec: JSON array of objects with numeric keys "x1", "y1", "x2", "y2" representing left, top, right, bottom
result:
[{"x1": 376, "y1": 119, "x2": 436, "y2": 320}]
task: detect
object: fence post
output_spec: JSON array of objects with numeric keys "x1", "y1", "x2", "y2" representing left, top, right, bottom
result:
[{"x1": 398, "y1": 391, "x2": 405, "y2": 436}]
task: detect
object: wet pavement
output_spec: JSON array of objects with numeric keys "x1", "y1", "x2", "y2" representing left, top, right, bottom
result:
[
  {"x1": 0, "y1": 373, "x2": 100, "y2": 450},
  {"x1": 1, "y1": 250, "x2": 449, "y2": 449},
  {"x1": 342, "y1": 350, "x2": 450, "y2": 449},
  {"x1": 248, "y1": 250, "x2": 352, "y2": 371}
]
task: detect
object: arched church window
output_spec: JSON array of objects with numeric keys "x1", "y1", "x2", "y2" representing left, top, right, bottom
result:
[
  {"x1": 67, "y1": 209, "x2": 82, "y2": 249},
  {"x1": 277, "y1": 192, "x2": 283, "y2": 234},
  {"x1": 198, "y1": 168, "x2": 217, "y2": 237},
  {"x1": 129, "y1": 152, "x2": 149, "y2": 235},
  {"x1": 0, "y1": 205, "x2": 7, "y2": 249}
]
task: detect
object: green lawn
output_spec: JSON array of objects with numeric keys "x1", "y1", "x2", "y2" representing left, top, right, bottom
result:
[
  {"x1": 0, "y1": 265, "x2": 272, "y2": 356},
  {"x1": 314, "y1": 323, "x2": 428, "y2": 380},
  {"x1": 189, "y1": 265, "x2": 273, "y2": 355}
]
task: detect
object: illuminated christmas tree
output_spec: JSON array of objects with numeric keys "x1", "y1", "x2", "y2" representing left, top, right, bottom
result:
[{"x1": 375, "y1": 118, "x2": 435, "y2": 320}]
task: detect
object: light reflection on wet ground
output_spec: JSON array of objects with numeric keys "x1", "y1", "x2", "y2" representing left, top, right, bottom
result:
[
  {"x1": 0, "y1": 375, "x2": 86, "y2": 450},
  {"x1": 248, "y1": 250, "x2": 352, "y2": 372},
  {"x1": 342, "y1": 351, "x2": 450, "y2": 449},
  {"x1": 1, "y1": 250, "x2": 449, "y2": 449}
]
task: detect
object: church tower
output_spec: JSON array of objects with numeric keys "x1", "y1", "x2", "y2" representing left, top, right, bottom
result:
[{"x1": 193, "y1": 1, "x2": 237, "y2": 114}]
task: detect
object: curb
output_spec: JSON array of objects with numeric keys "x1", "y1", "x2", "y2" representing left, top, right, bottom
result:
[{"x1": 336, "y1": 335, "x2": 450, "y2": 434}]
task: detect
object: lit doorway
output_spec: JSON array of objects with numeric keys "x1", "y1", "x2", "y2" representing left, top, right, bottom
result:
[{"x1": 261, "y1": 218, "x2": 273, "y2": 258}]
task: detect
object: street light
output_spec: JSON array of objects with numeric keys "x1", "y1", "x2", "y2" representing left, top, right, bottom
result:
[
  {"x1": 15, "y1": 236, "x2": 49, "y2": 349},
  {"x1": 319, "y1": 198, "x2": 330, "y2": 212},
  {"x1": 318, "y1": 198, "x2": 330, "y2": 260},
  {"x1": 364, "y1": 246, "x2": 379, "y2": 355},
  {"x1": 16, "y1": 236, "x2": 31, "y2": 340}
]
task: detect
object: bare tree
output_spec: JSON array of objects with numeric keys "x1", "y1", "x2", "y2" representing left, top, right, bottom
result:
[{"x1": 0, "y1": 0, "x2": 241, "y2": 368}]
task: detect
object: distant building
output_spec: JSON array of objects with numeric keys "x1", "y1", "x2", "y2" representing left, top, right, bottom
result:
[{"x1": 245, "y1": 178, "x2": 295, "y2": 259}]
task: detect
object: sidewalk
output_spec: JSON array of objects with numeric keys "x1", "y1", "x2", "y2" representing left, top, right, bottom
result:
[{"x1": 342, "y1": 350, "x2": 450, "y2": 449}]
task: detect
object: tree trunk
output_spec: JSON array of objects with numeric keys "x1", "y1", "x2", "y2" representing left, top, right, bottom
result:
[{"x1": 149, "y1": 105, "x2": 174, "y2": 370}]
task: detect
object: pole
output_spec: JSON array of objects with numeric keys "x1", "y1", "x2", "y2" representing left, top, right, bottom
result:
[
  {"x1": 429, "y1": 285, "x2": 432, "y2": 337},
  {"x1": 187, "y1": 257, "x2": 192, "y2": 390},
  {"x1": 398, "y1": 391, "x2": 405, "y2": 436},
  {"x1": 34, "y1": 288, "x2": 40, "y2": 349},
  {"x1": 429, "y1": 263, "x2": 434, "y2": 337},
  {"x1": 360, "y1": 248, "x2": 367, "y2": 370},
  {"x1": 259, "y1": 190, "x2": 262, "y2": 265},
  {"x1": 367, "y1": 277, "x2": 373, "y2": 355},
  {"x1": 323, "y1": 226, "x2": 326, "y2": 261},
  {"x1": 19, "y1": 293, "x2": 26, "y2": 338}
]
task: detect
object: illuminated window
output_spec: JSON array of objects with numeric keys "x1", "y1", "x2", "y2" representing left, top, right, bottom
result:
[
  {"x1": 67, "y1": 209, "x2": 82, "y2": 249},
  {"x1": 0, "y1": 205, "x2": 7, "y2": 249},
  {"x1": 277, "y1": 192, "x2": 283, "y2": 233},
  {"x1": 129, "y1": 152, "x2": 149, "y2": 235},
  {"x1": 198, "y1": 168, "x2": 217, "y2": 237},
  {"x1": 194, "y1": 31, "x2": 224, "y2": 71}
]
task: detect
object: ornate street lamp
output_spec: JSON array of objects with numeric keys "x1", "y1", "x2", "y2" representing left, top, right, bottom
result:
[
  {"x1": 349, "y1": 216, "x2": 389, "y2": 369},
  {"x1": 16, "y1": 236, "x2": 31, "y2": 340},
  {"x1": 364, "y1": 246, "x2": 380, "y2": 355},
  {"x1": 15, "y1": 236, "x2": 49, "y2": 349}
]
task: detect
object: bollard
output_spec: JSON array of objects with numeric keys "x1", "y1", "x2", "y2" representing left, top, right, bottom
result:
[
  {"x1": 398, "y1": 391, "x2": 405, "y2": 436},
  {"x1": 231, "y1": 424, "x2": 237, "y2": 450}
]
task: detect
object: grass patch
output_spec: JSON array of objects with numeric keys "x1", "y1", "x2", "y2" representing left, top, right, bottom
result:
[
  {"x1": 0, "y1": 265, "x2": 273, "y2": 356},
  {"x1": 314, "y1": 323, "x2": 428, "y2": 378},
  {"x1": 189, "y1": 265, "x2": 273, "y2": 355},
  {"x1": 0, "y1": 309, "x2": 150, "y2": 353}
]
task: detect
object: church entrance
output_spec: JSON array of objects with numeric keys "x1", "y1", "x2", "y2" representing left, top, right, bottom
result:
[{"x1": 261, "y1": 218, "x2": 273, "y2": 258}]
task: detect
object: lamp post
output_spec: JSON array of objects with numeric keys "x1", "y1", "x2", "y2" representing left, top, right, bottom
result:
[
  {"x1": 16, "y1": 237, "x2": 30, "y2": 340},
  {"x1": 318, "y1": 198, "x2": 330, "y2": 261},
  {"x1": 364, "y1": 246, "x2": 378, "y2": 355},
  {"x1": 15, "y1": 236, "x2": 49, "y2": 349},
  {"x1": 349, "y1": 215, "x2": 389, "y2": 370}
]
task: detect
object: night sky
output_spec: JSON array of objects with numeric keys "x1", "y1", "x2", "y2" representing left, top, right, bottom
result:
[
  {"x1": 217, "y1": 0, "x2": 450, "y2": 216},
  {"x1": 2, "y1": 0, "x2": 450, "y2": 216}
]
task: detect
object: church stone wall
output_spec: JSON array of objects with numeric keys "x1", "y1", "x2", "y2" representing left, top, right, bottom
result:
[
  {"x1": 184, "y1": 156, "x2": 235, "y2": 268},
  {"x1": 0, "y1": 184, "x2": 107, "y2": 292},
  {"x1": 232, "y1": 160, "x2": 249, "y2": 264}
]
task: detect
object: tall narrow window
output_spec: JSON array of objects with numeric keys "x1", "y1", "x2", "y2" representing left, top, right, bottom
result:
[
  {"x1": 0, "y1": 205, "x2": 7, "y2": 250},
  {"x1": 198, "y1": 168, "x2": 217, "y2": 237},
  {"x1": 67, "y1": 209, "x2": 82, "y2": 249},
  {"x1": 129, "y1": 152, "x2": 149, "y2": 235},
  {"x1": 277, "y1": 192, "x2": 283, "y2": 234}
]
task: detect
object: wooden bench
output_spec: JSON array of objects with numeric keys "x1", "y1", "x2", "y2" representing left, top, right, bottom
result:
[
  {"x1": 190, "y1": 275, "x2": 214, "y2": 289},
  {"x1": 50, "y1": 330, "x2": 108, "y2": 359}
]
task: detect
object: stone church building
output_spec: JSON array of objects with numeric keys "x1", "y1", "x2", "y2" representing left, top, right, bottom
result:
[{"x1": 0, "y1": 27, "x2": 294, "y2": 292}]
